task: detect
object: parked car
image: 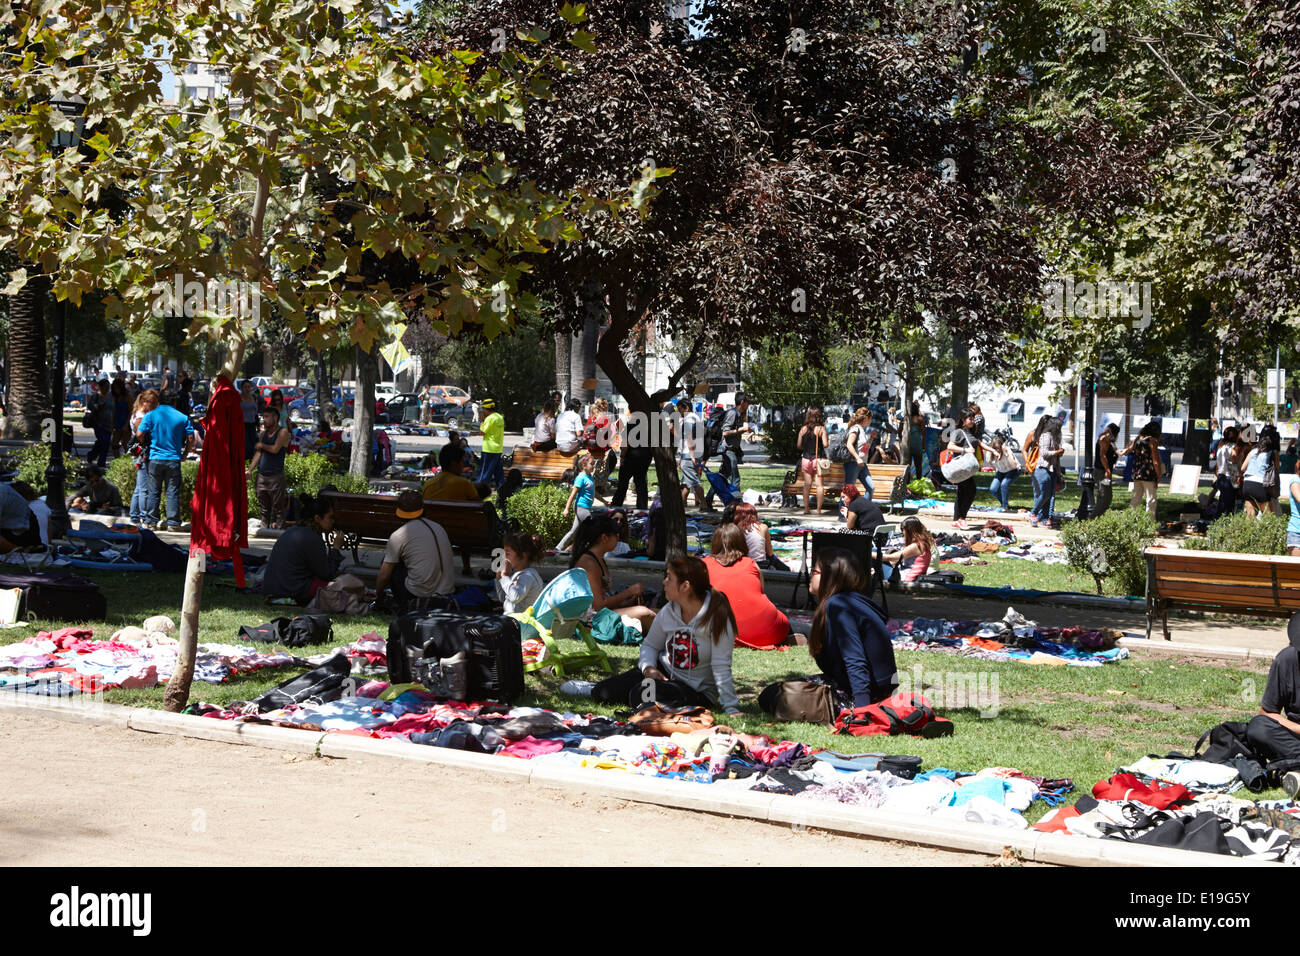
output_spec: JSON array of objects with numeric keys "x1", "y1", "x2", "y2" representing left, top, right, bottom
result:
[
  {"x1": 381, "y1": 392, "x2": 422, "y2": 423},
  {"x1": 428, "y1": 385, "x2": 471, "y2": 406},
  {"x1": 428, "y1": 401, "x2": 470, "y2": 428}
]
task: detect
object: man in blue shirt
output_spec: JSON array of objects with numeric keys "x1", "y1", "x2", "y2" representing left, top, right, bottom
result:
[{"x1": 136, "y1": 388, "x2": 194, "y2": 530}]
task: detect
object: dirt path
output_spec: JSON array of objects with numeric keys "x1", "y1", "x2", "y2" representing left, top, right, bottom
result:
[{"x1": 0, "y1": 714, "x2": 1030, "y2": 867}]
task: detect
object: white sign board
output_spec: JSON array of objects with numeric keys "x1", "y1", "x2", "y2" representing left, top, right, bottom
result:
[{"x1": 1168, "y1": 463, "x2": 1200, "y2": 497}]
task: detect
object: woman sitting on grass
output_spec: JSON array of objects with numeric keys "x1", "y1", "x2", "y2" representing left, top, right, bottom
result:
[
  {"x1": 732, "y1": 501, "x2": 788, "y2": 571},
  {"x1": 703, "y1": 523, "x2": 790, "y2": 649},
  {"x1": 593, "y1": 556, "x2": 742, "y2": 717},
  {"x1": 882, "y1": 516, "x2": 933, "y2": 583},
  {"x1": 808, "y1": 548, "x2": 898, "y2": 708},
  {"x1": 569, "y1": 514, "x2": 656, "y2": 630}
]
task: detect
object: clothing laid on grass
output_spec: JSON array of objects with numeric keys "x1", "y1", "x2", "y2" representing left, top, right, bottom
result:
[{"x1": 701, "y1": 555, "x2": 789, "y2": 649}]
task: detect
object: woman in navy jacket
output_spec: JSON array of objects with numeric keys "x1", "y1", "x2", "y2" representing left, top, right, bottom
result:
[{"x1": 808, "y1": 548, "x2": 898, "y2": 707}]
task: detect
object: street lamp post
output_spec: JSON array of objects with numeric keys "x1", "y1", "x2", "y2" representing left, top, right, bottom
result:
[{"x1": 45, "y1": 94, "x2": 86, "y2": 542}]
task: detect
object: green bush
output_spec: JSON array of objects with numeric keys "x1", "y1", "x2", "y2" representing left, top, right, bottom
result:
[
  {"x1": 505, "y1": 481, "x2": 573, "y2": 548},
  {"x1": 760, "y1": 420, "x2": 800, "y2": 462},
  {"x1": 1060, "y1": 507, "x2": 1158, "y2": 596},
  {"x1": 11, "y1": 444, "x2": 83, "y2": 497},
  {"x1": 247, "y1": 454, "x2": 372, "y2": 519},
  {"x1": 105, "y1": 457, "x2": 197, "y2": 519},
  {"x1": 1182, "y1": 510, "x2": 1286, "y2": 556},
  {"x1": 106, "y1": 455, "x2": 138, "y2": 503}
]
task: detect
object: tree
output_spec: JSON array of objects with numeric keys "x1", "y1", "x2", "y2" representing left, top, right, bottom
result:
[
  {"x1": 431, "y1": 0, "x2": 1150, "y2": 555},
  {"x1": 4, "y1": 273, "x2": 50, "y2": 438},
  {"x1": 0, "y1": 0, "x2": 628, "y2": 709}
]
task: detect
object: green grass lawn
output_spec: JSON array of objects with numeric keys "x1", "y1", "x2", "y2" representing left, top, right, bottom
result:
[{"x1": 2, "y1": 567, "x2": 1284, "y2": 816}]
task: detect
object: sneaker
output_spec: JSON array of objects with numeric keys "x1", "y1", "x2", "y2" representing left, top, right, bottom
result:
[
  {"x1": 1283, "y1": 771, "x2": 1300, "y2": 800},
  {"x1": 1028, "y1": 516, "x2": 1039, "y2": 528}
]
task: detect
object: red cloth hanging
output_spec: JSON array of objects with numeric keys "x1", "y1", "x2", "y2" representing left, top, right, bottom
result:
[{"x1": 189, "y1": 374, "x2": 249, "y2": 586}]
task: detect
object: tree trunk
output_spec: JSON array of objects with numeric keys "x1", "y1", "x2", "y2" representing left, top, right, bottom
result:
[
  {"x1": 570, "y1": 281, "x2": 600, "y2": 403},
  {"x1": 554, "y1": 331, "x2": 570, "y2": 397},
  {"x1": 950, "y1": 333, "x2": 969, "y2": 415},
  {"x1": 599, "y1": 284, "x2": 690, "y2": 560},
  {"x1": 350, "y1": 344, "x2": 378, "y2": 476},
  {"x1": 314, "y1": 348, "x2": 332, "y2": 429},
  {"x1": 4, "y1": 270, "x2": 51, "y2": 439},
  {"x1": 1186, "y1": 377, "x2": 1213, "y2": 471}
]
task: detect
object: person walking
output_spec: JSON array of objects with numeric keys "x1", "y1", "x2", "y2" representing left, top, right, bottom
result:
[
  {"x1": 905, "y1": 401, "x2": 927, "y2": 480},
  {"x1": 1207, "y1": 425, "x2": 1241, "y2": 516},
  {"x1": 136, "y1": 388, "x2": 195, "y2": 531},
  {"x1": 703, "y1": 393, "x2": 752, "y2": 511},
  {"x1": 795, "y1": 406, "x2": 829, "y2": 515},
  {"x1": 946, "y1": 406, "x2": 981, "y2": 530},
  {"x1": 843, "y1": 407, "x2": 875, "y2": 497},
  {"x1": 110, "y1": 378, "x2": 132, "y2": 458},
  {"x1": 1029, "y1": 414, "x2": 1064, "y2": 528},
  {"x1": 418, "y1": 385, "x2": 433, "y2": 425},
  {"x1": 86, "y1": 379, "x2": 113, "y2": 468},
  {"x1": 248, "y1": 406, "x2": 291, "y2": 530},
  {"x1": 557, "y1": 453, "x2": 605, "y2": 552},
  {"x1": 239, "y1": 380, "x2": 260, "y2": 461},
  {"x1": 1241, "y1": 431, "x2": 1279, "y2": 518},
  {"x1": 1123, "y1": 420, "x2": 1163, "y2": 519},
  {"x1": 675, "y1": 397, "x2": 707, "y2": 512},
  {"x1": 1093, "y1": 423, "x2": 1120, "y2": 515},
  {"x1": 612, "y1": 411, "x2": 652, "y2": 510},
  {"x1": 475, "y1": 398, "x2": 505, "y2": 488},
  {"x1": 983, "y1": 433, "x2": 1021, "y2": 513}
]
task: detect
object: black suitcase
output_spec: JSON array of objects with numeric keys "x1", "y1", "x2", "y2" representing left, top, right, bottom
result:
[
  {"x1": 0, "y1": 570, "x2": 107, "y2": 622},
  {"x1": 387, "y1": 611, "x2": 524, "y2": 703}
]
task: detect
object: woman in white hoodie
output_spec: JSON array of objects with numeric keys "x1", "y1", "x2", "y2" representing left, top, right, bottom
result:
[{"x1": 592, "y1": 556, "x2": 743, "y2": 717}]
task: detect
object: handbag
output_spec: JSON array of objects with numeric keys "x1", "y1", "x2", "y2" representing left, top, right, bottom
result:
[
  {"x1": 941, "y1": 451, "x2": 979, "y2": 484},
  {"x1": 758, "y1": 679, "x2": 839, "y2": 724},
  {"x1": 815, "y1": 430, "x2": 831, "y2": 474},
  {"x1": 627, "y1": 702, "x2": 715, "y2": 735}
]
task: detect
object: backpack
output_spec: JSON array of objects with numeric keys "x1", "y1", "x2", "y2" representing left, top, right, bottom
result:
[
  {"x1": 1193, "y1": 721, "x2": 1256, "y2": 764},
  {"x1": 239, "y1": 613, "x2": 334, "y2": 649},
  {"x1": 703, "y1": 407, "x2": 727, "y2": 459},
  {"x1": 827, "y1": 429, "x2": 851, "y2": 464},
  {"x1": 833, "y1": 692, "x2": 954, "y2": 738}
]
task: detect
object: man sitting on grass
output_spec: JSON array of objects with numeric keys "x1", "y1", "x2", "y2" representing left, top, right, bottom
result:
[
  {"x1": 67, "y1": 466, "x2": 124, "y2": 516},
  {"x1": 374, "y1": 489, "x2": 455, "y2": 612},
  {"x1": 1247, "y1": 614, "x2": 1300, "y2": 799}
]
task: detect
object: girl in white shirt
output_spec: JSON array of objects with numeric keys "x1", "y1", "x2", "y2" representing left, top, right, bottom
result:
[
  {"x1": 532, "y1": 399, "x2": 558, "y2": 452},
  {"x1": 495, "y1": 533, "x2": 545, "y2": 614}
]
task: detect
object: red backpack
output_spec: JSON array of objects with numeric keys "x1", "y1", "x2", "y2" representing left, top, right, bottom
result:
[{"x1": 832, "y1": 692, "x2": 955, "y2": 738}]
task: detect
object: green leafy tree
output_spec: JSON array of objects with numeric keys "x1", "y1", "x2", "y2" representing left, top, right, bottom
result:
[{"x1": 0, "y1": 0, "x2": 635, "y2": 710}]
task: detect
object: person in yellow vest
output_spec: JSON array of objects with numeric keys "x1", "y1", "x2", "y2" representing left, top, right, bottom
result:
[{"x1": 475, "y1": 398, "x2": 506, "y2": 488}]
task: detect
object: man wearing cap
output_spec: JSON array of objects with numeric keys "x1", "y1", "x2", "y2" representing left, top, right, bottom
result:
[
  {"x1": 374, "y1": 489, "x2": 455, "y2": 611},
  {"x1": 68, "y1": 467, "x2": 124, "y2": 516},
  {"x1": 476, "y1": 398, "x2": 506, "y2": 488}
]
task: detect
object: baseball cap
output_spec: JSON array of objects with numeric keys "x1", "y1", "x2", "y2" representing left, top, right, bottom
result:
[
  {"x1": 395, "y1": 489, "x2": 425, "y2": 520},
  {"x1": 480, "y1": 398, "x2": 496, "y2": 409}
]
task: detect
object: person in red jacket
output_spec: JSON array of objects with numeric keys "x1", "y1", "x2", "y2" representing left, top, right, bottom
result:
[{"x1": 702, "y1": 523, "x2": 790, "y2": 649}]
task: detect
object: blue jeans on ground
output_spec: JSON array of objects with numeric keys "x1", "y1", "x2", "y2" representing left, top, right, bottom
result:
[
  {"x1": 1032, "y1": 466, "x2": 1054, "y2": 521},
  {"x1": 130, "y1": 466, "x2": 153, "y2": 521},
  {"x1": 843, "y1": 459, "x2": 874, "y2": 496},
  {"x1": 146, "y1": 459, "x2": 182, "y2": 527},
  {"x1": 476, "y1": 451, "x2": 504, "y2": 488},
  {"x1": 988, "y1": 468, "x2": 1020, "y2": 511}
]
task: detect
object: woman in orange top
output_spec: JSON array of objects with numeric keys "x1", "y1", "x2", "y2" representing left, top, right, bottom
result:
[{"x1": 702, "y1": 523, "x2": 790, "y2": 649}]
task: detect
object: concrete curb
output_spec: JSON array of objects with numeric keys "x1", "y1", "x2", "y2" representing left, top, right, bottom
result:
[
  {"x1": 1118, "y1": 639, "x2": 1267, "y2": 662},
  {"x1": 0, "y1": 696, "x2": 1272, "y2": 867}
]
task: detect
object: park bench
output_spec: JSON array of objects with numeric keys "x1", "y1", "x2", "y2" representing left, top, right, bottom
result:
[
  {"x1": 322, "y1": 491, "x2": 505, "y2": 574},
  {"x1": 506, "y1": 446, "x2": 581, "y2": 483},
  {"x1": 780, "y1": 462, "x2": 910, "y2": 510},
  {"x1": 1144, "y1": 547, "x2": 1300, "y2": 640}
]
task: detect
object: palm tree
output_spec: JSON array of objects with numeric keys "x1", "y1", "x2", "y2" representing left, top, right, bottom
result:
[{"x1": 4, "y1": 271, "x2": 52, "y2": 439}]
